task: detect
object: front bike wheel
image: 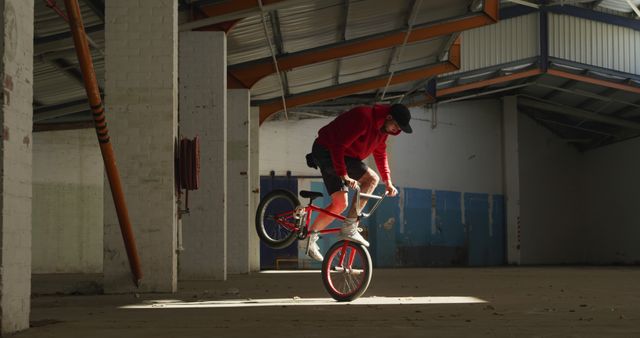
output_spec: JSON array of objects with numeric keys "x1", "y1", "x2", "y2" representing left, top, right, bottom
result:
[
  {"x1": 255, "y1": 189, "x2": 301, "y2": 249},
  {"x1": 321, "y1": 240, "x2": 373, "y2": 302}
]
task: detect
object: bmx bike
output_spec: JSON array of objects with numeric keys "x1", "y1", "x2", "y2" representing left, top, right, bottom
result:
[{"x1": 255, "y1": 185, "x2": 387, "y2": 301}]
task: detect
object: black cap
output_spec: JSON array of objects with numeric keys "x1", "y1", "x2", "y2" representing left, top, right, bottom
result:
[{"x1": 390, "y1": 104, "x2": 412, "y2": 134}]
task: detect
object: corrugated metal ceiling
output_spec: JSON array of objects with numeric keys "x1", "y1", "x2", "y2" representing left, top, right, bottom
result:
[{"x1": 31, "y1": 0, "x2": 640, "y2": 150}]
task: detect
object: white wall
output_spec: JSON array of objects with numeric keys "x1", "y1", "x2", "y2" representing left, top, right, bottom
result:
[
  {"x1": 259, "y1": 118, "x2": 322, "y2": 177},
  {"x1": 32, "y1": 129, "x2": 103, "y2": 273},
  {"x1": 582, "y1": 137, "x2": 640, "y2": 264},
  {"x1": 392, "y1": 100, "x2": 503, "y2": 193},
  {"x1": 518, "y1": 115, "x2": 584, "y2": 264},
  {"x1": 260, "y1": 100, "x2": 504, "y2": 194}
]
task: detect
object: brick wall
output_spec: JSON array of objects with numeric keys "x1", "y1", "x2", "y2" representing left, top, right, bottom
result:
[
  {"x1": 104, "y1": 0, "x2": 178, "y2": 292},
  {"x1": 32, "y1": 129, "x2": 103, "y2": 273},
  {"x1": 0, "y1": 0, "x2": 34, "y2": 334},
  {"x1": 178, "y1": 31, "x2": 227, "y2": 280}
]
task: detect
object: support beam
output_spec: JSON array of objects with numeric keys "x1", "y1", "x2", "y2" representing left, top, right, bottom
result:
[
  {"x1": 502, "y1": 96, "x2": 521, "y2": 265},
  {"x1": 104, "y1": 0, "x2": 178, "y2": 293},
  {"x1": 82, "y1": 0, "x2": 104, "y2": 21},
  {"x1": 179, "y1": 0, "x2": 292, "y2": 31},
  {"x1": 230, "y1": 0, "x2": 499, "y2": 89},
  {"x1": 542, "y1": 79, "x2": 576, "y2": 100},
  {"x1": 437, "y1": 68, "x2": 543, "y2": 97},
  {"x1": 533, "y1": 83, "x2": 640, "y2": 109},
  {"x1": 269, "y1": 10, "x2": 290, "y2": 96},
  {"x1": 248, "y1": 106, "x2": 260, "y2": 272},
  {"x1": 178, "y1": 31, "x2": 227, "y2": 280},
  {"x1": 49, "y1": 58, "x2": 103, "y2": 91},
  {"x1": 33, "y1": 100, "x2": 89, "y2": 122},
  {"x1": 548, "y1": 69, "x2": 640, "y2": 95},
  {"x1": 547, "y1": 5, "x2": 640, "y2": 31},
  {"x1": 518, "y1": 97, "x2": 640, "y2": 130},
  {"x1": 576, "y1": 87, "x2": 618, "y2": 110},
  {"x1": 258, "y1": 39, "x2": 461, "y2": 124},
  {"x1": 1, "y1": 0, "x2": 34, "y2": 334},
  {"x1": 611, "y1": 99, "x2": 640, "y2": 117},
  {"x1": 334, "y1": 0, "x2": 350, "y2": 86},
  {"x1": 227, "y1": 89, "x2": 251, "y2": 274},
  {"x1": 376, "y1": 0, "x2": 422, "y2": 101},
  {"x1": 34, "y1": 23, "x2": 103, "y2": 45}
]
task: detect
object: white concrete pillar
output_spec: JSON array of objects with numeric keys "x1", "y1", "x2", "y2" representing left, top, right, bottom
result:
[
  {"x1": 502, "y1": 96, "x2": 521, "y2": 265},
  {"x1": 178, "y1": 31, "x2": 227, "y2": 280},
  {"x1": 104, "y1": 0, "x2": 178, "y2": 292},
  {"x1": 227, "y1": 89, "x2": 250, "y2": 274},
  {"x1": 249, "y1": 106, "x2": 261, "y2": 272},
  {"x1": 0, "y1": 0, "x2": 34, "y2": 333}
]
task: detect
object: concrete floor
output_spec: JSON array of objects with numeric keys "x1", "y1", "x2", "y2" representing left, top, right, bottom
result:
[{"x1": 19, "y1": 267, "x2": 640, "y2": 337}]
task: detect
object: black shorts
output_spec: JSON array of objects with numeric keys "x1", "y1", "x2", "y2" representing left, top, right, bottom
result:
[{"x1": 311, "y1": 141, "x2": 368, "y2": 195}]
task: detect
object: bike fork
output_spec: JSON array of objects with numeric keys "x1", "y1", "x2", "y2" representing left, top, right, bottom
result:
[{"x1": 337, "y1": 241, "x2": 357, "y2": 271}]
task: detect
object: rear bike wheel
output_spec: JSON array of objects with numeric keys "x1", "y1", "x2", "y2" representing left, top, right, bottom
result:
[
  {"x1": 321, "y1": 240, "x2": 373, "y2": 302},
  {"x1": 255, "y1": 189, "x2": 301, "y2": 249}
]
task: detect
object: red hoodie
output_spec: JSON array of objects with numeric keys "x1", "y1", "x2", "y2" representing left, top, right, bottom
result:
[{"x1": 316, "y1": 104, "x2": 398, "y2": 183}]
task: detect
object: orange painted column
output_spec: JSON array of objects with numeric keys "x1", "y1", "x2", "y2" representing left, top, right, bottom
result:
[{"x1": 64, "y1": 0, "x2": 142, "y2": 287}]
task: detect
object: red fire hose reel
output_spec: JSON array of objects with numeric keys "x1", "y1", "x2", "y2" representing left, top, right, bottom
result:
[{"x1": 175, "y1": 136, "x2": 200, "y2": 213}]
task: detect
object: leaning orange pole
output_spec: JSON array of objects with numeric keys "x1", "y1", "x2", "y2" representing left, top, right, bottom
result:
[{"x1": 64, "y1": 0, "x2": 142, "y2": 287}]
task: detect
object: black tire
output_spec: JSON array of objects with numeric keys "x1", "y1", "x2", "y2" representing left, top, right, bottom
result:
[
  {"x1": 321, "y1": 240, "x2": 373, "y2": 302},
  {"x1": 255, "y1": 189, "x2": 301, "y2": 249}
]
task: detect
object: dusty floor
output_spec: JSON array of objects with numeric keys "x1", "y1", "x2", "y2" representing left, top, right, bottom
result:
[{"x1": 18, "y1": 267, "x2": 640, "y2": 337}]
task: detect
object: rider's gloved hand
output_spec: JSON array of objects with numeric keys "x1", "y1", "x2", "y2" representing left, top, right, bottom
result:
[{"x1": 341, "y1": 175, "x2": 360, "y2": 190}]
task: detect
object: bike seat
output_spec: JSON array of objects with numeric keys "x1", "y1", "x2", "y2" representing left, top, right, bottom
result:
[{"x1": 300, "y1": 190, "x2": 323, "y2": 199}]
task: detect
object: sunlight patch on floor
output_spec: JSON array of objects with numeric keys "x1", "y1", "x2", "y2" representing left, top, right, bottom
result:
[{"x1": 121, "y1": 296, "x2": 487, "y2": 309}]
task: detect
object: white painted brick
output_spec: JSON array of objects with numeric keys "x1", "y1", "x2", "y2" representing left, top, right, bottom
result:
[
  {"x1": 0, "y1": 0, "x2": 34, "y2": 334},
  {"x1": 178, "y1": 31, "x2": 227, "y2": 280},
  {"x1": 32, "y1": 129, "x2": 103, "y2": 274},
  {"x1": 104, "y1": 0, "x2": 178, "y2": 293}
]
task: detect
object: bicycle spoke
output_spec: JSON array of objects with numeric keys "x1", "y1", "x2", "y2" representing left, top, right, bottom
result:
[{"x1": 323, "y1": 240, "x2": 372, "y2": 301}]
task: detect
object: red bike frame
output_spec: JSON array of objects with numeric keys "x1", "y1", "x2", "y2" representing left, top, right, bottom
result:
[
  {"x1": 273, "y1": 203, "x2": 345, "y2": 238},
  {"x1": 273, "y1": 188, "x2": 386, "y2": 240}
]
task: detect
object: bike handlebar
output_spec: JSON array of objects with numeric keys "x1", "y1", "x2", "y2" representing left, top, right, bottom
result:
[{"x1": 352, "y1": 184, "x2": 388, "y2": 219}]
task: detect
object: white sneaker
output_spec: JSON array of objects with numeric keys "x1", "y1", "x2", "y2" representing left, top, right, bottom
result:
[
  {"x1": 306, "y1": 233, "x2": 323, "y2": 261},
  {"x1": 339, "y1": 218, "x2": 370, "y2": 247}
]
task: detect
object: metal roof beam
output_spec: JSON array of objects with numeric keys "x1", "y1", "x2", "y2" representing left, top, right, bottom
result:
[
  {"x1": 376, "y1": 0, "x2": 422, "y2": 101},
  {"x1": 34, "y1": 99, "x2": 90, "y2": 122},
  {"x1": 269, "y1": 10, "x2": 290, "y2": 96},
  {"x1": 533, "y1": 83, "x2": 640, "y2": 109},
  {"x1": 610, "y1": 99, "x2": 640, "y2": 117},
  {"x1": 548, "y1": 69, "x2": 640, "y2": 95},
  {"x1": 576, "y1": 87, "x2": 618, "y2": 110},
  {"x1": 257, "y1": 41, "x2": 461, "y2": 124},
  {"x1": 542, "y1": 78, "x2": 577, "y2": 100},
  {"x1": 333, "y1": 0, "x2": 350, "y2": 86},
  {"x1": 437, "y1": 68, "x2": 542, "y2": 97},
  {"x1": 518, "y1": 96, "x2": 640, "y2": 130},
  {"x1": 81, "y1": 0, "x2": 104, "y2": 21},
  {"x1": 34, "y1": 23, "x2": 103, "y2": 46},
  {"x1": 229, "y1": 0, "x2": 499, "y2": 89},
  {"x1": 180, "y1": 0, "x2": 293, "y2": 31},
  {"x1": 49, "y1": 58, "x2": 104, "y2": 93}
]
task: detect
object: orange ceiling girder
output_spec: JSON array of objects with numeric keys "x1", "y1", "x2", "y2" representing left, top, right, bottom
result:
[
  {"x1": 435, "y1": 68, "x2": 640, "y2": 99},
  {"x1": 547, "y1": 69, "x2": 640, "y2": 95},
  {"x1": 437, "y1": 69, "x2": 544, "y2": 97},
  {"x1": 231, "y1": 0, "x2": 499, "y2": 89},
  {"x1": 258, "y1": 39, "x2": 461, "y2": 124}
]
